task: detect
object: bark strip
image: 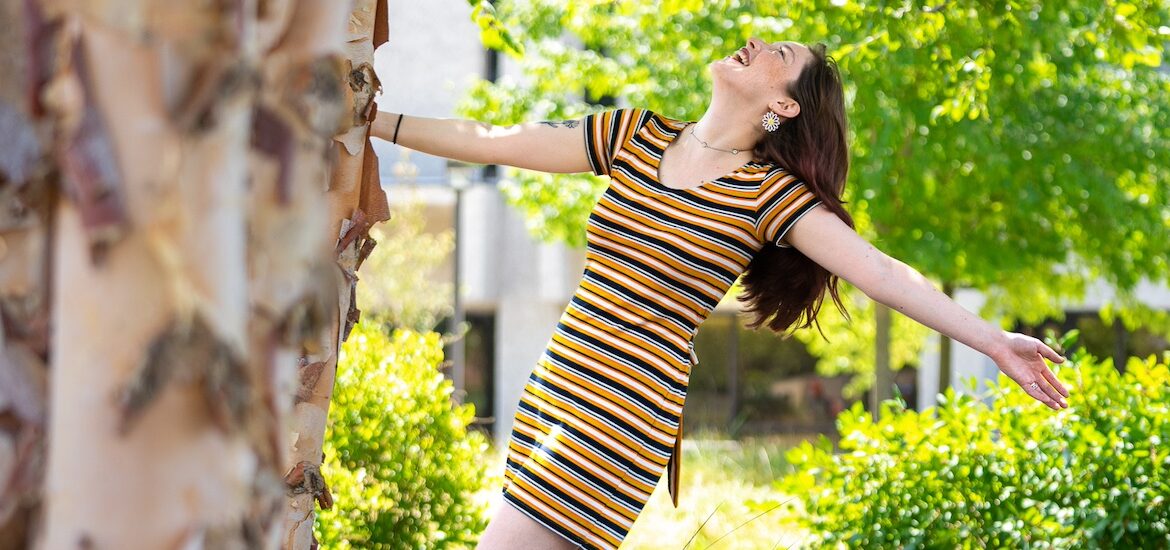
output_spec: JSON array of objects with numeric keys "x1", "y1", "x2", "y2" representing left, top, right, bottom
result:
[{"x1": 280, "y1": 0, "x2": 390, "y2": 548}]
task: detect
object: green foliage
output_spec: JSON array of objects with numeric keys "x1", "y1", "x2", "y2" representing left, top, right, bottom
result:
[
  {"x1": 458, "y1": 1, "x2": 1170, "y2": 389},
  {"x1": 466, "y1": 0, "x2": 524, "y2": 56},
  {"x1": 316, "y1": 322, "x2": 490, "y2": 549},
  {"x1": 774, "y1": 346, "x2": 1170, "y2": 548},
  {"x1": 1101, "y1": 298, "x2": 1170, "y2": 342},
  {"x1": 356, "y1": 198, "x2": 454, "y2": 332}
]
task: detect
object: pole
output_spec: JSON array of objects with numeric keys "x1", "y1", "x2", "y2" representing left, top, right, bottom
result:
[
  {"x1": 872, "y1": 302, "x2": 892, "y2": 420},
  {"x1": 451, "y1": 183, "x2": 466, "y2": 393}
]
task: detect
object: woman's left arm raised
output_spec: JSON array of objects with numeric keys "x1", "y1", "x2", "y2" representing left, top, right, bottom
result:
[{"x1": 786, "y1": 207, "x2": 1070, "y2": 410}]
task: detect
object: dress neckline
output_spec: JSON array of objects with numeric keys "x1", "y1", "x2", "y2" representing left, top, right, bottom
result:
[{"x1": 650, "y1": 116, "x2": 760, "y2": 193}]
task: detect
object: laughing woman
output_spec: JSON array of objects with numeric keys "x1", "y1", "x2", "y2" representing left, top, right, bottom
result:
[{"x1": 373, "y1": 37, "x2": 1070, "y2": 550}]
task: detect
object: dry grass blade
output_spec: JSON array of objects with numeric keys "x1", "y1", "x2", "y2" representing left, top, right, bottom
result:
[
  {"x1": 770, "y1": 529, "x2": 809, "y2": 550},
  {"x1": 700, "y1": 495, "x2": 796, "y2": 549},
  {"x1": 682, "y1": 501, "x2": 723, "y2": 550}
]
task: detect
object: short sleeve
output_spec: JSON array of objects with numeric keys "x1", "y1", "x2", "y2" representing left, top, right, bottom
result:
[
  {"x1": 755, "y1": 169, "x2": 823, "y2": 248},
  {"x1": 583, "y1": 108, "x2": 646, "y2": 177}
]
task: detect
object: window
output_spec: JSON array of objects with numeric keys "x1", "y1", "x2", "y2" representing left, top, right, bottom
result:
[{"x1": 462, "y1": 312, "x2": 496, "y2": 431}]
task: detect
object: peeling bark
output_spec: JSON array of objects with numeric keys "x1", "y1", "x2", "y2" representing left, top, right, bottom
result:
[
  {"x1": 0, "y1": 341, "x2": 48, "y2": 550},
  {"x1": 280, "y1": 0, "x2": 390, "y2": 548},
  {"x1": 53, "y1": 30, "x2": 127, "y2": 261},
  {"x1": 294, "y1": 361, "x2": 327, "y2": 405},
  {"x1": 282, "y1": 460, "x2": 332, "y2": 510},
  {"x1": 117, "y1": 315, "x2": 252, "y2": 435},
  {"x1": 0, "y1": 2, "x2": 55, "y2": 547}
]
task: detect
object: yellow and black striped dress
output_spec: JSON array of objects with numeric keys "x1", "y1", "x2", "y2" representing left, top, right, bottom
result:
[{"x1": 502, "y1": 108, "x2": 822, "y2": 549}]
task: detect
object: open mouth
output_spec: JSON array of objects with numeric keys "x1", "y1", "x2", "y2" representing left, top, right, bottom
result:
[{"x1": 730, "y1": 47, "x2": 751, "y2": 66}]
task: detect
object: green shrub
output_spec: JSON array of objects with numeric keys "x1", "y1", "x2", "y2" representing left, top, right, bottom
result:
[
  {"x1": 776, "y1": 344, "x2": 1170, "y2": 549},
  {"x1": 315, "y1": 322, "x2": 491, "y2": 549}
]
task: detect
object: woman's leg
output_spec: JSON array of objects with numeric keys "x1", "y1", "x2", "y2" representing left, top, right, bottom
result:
[{"x1": 476, "y1": 499, "x2": 580, "y2": 550}]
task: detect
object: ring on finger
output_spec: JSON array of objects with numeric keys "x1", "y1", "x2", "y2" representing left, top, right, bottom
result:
[{"x1": 1028, "y1": 382, "x2": 1041, "y2": 391}]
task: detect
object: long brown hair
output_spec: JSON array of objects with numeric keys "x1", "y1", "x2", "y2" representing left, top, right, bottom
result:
[{"x1": 738, "y1": 43, "x2": 853, "y2": 335}]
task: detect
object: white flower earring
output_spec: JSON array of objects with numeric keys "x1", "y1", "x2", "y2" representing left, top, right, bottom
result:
[{"x1": 762, "y1": 111, "x2": 782, "y2": 132}]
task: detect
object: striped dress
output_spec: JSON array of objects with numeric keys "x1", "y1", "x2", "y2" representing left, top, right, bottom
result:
[{"x1": 501, "y1": 108, "x2": 822, "y2": 549}]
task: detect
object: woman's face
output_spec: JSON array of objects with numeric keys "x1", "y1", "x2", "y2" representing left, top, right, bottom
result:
[{"x1": 711, "y1": 37, "x2": 812, "y2": 109}]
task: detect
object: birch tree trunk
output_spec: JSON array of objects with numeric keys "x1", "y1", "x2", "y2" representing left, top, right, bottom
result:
[
  {"x1": 0, "y1": 0, "x2": 380, "y2": 548},
  {"x1": 0, "y1": 2, "x2": 53, "y2": 544},
  {"x1": 281, "y1": 1, "x2": 390, "y2": 547},
  {"x1": 39, "y1": 5, "x2": 270, "y2": 544}
]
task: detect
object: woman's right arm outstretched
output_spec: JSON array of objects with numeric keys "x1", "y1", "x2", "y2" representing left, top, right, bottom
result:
[{"x1": 371, "y1": 112, "x2": 593, "y2": 174}]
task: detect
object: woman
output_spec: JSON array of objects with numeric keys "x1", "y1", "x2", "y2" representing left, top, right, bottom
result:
[{"x1": 373, "y1": 37, "x2": 1070, "y2": 550}]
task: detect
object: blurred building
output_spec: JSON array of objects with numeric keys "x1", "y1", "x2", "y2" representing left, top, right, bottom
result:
[
  {"x1": 375, "y1": 1, "x2": 583, "y2": 449},
  {"x1": 374, "y1": 1, "x2": 1169, "y2": 446}
]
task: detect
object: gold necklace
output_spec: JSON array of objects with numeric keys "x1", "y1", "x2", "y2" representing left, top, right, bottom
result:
[{"x1": 689, "y1": 125, "x2": 750, "y2": 155}]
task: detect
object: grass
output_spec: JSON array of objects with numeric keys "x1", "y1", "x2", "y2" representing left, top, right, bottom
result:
[
  {"x1": 479, "y1": 433, "x2": 817, "y2": 549},
  {"x1": 623, "y1": 434, "x2": 812, "y2": 550}
]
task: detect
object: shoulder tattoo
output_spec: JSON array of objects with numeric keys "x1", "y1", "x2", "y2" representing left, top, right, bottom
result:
[{"x1": 539, "y1": 120, "x2": 581, "y2": 128}]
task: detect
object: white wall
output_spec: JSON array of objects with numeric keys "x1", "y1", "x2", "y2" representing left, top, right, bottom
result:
[
  {"x1": 373, "y1": 0, "x2": 488, "y2": 183},
  {"x1": 487, "y1": 202, "x2": 586, "y2": 448}
]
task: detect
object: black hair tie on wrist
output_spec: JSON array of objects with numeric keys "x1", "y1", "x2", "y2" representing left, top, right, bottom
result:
[{"x1": 391, "y1": 114, "x2": 404, "y2": 144}]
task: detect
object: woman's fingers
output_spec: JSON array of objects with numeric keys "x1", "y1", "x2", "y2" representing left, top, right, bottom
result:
[
  {"x1": 1021, "y1": 377, "x2": 1066, "y2": 410},
  {"x1": 1040, "y1": 366, "x2": 1070, "y2": 398},
  {"x1": 1038, "y1": 342, "x2": 1066, "y2": 364}
]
